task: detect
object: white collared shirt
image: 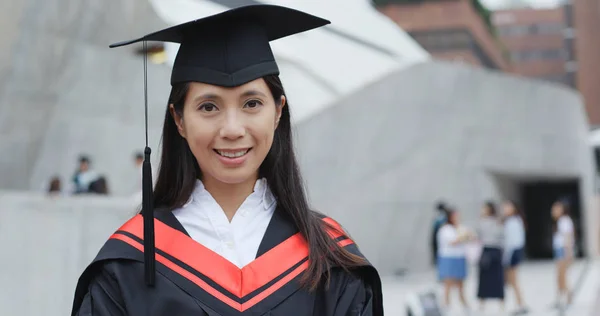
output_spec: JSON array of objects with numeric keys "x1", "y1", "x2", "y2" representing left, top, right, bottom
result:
[
  {"x1": 437, "y1": 224, "x2": 466, "y2": 258},
  {"x1": 504, "y1": 215, "x2": 525, "y2": 250},
  {"x1": 553, "y1": 216, "x2": 574, "y2": 249},
  {"x1": 172, "y1": 178, "x2": 276, "y2": 268}
]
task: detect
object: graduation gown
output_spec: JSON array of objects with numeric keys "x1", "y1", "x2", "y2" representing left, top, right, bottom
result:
[{"x1": 71, "y1": 209, "x2": 383, "y2": 316}]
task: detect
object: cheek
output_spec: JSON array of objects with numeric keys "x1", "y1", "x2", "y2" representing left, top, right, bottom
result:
[
  {"x1": 183, "y1": 120, "x2": 214, "y2": 155},
  {"x1": 250, "y1": 116, "x2": 277, "y2": 151}
]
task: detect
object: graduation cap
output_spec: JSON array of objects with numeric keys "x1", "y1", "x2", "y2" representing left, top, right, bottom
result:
[{"x1": 109, "y1": 4, "x2": 330, "y2": 287}]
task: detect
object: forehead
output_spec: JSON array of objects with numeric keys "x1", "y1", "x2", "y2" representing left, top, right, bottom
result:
[{"x1": 186, "y1": 78, "x2": 270, "y2": 97}]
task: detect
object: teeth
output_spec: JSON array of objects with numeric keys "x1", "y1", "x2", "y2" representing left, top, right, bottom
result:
[{"x1": 217, "y1": 149, "x2": 248, "y2": 158}]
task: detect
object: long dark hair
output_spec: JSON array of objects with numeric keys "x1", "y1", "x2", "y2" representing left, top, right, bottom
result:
[
  {"x1": 152, "y1": 75, "x2": 365, "y2": 290},
  {"x1": 484, "y1": 200, "x2": 497, "y2": 217}
]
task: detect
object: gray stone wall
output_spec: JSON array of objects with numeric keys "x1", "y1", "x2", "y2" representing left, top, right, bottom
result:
[
  {"x1": 294, "y1": 61, "x2": 597, "y2": 275},
  {"x1": 0, "y1": 0, "x2": 169, "y2": 194}
]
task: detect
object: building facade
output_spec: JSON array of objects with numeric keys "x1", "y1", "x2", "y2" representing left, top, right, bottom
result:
[
  {"x1": 492, "y1": 7, "x2": 572, "y2": 86},
  {"x1": 492, "y1": 0, "x2": 600, "y2": 127},
  {"x1": 377, "y1": 0, "x2": 509, "y2": 70},
  {"x1": 572, "y1": 0, "x2": 600, "y2": 127},
  {"x1": 378, "y1": 0, "x2": 600, "y2": 126},
  {"x1": 492, "y1": 1, "x2": 600, "y2": 126}
]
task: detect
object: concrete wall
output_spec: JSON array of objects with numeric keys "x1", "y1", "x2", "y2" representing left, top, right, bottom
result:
[
  {"x1": 294, "y1": 61, "x2": 598, "y2": 275},
  {"x1": 0, "y1": 191, "x2": 135, "y2": 316},
  {"x1": 0, "y1": 0, "x2": 429, "y2": 195},
  {"x1": 0, "y1": 0, "x2": 170, "y2": 194}
]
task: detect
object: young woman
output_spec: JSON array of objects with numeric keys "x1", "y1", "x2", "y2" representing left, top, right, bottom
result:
[
  {"x1": 70, "y1": 5, "x2": 382, "y2": 316},
  {"x1": 502, "y1": 200, "x2": 529, "y2": 315},
  {"x1": 436, "y1": 208, "x2": 472, "y2": 311},
  {"x1": 476, "y1": 201, "x2": 505, "y2": 312},
  {"x1": 431, "y1": 201, "x2": 449, "y2": 266},
  {"x1": 551, "y1": 198, "x2": 575, "y2": 308}
]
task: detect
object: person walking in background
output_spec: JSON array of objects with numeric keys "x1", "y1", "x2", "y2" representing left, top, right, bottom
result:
[
  {"x1": 551, "y1": 198, "x2": 575, "y2": 308},
  {"x1": 72, "y1": 155, "x2": 99, "y2": 194},
  {"x1": 432, "y1": 201, "x2": 449, "y2": 266},
  {"x1": 437, "y1": 208, "x2": 472, "y2": 312},
  {"x1": 502, "y1": 200, "x2": 529, "y2": 315},
  {"x1": 476, "y1": 201, "x2": 505, "y2": 312}
]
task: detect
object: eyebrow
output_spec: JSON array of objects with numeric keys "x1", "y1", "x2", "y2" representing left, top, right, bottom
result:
[
  {"x1": 240, "y1": 90, "x2": 267, "y2": 98},
  {"x1": 192, "y1": 93, "x2": 221, "y2": 103},
  {"x1": 191, "y1": 90, "x2": 268, "y2": 103}
]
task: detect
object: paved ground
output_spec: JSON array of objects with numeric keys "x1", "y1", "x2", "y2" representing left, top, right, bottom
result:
[{"x1": 380, "y1": 259, "x2": 599, "y2": 315}]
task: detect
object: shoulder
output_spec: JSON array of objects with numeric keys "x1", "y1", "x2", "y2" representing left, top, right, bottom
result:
[
  {"x1": 72, "y1": 214, "x2": 147, "y2": 309},
  {"x1": 505, "y1": 216, "x2": 520, "y2": 226},
  {"x1": 559, "y1": 216, "x2": 574, "y2": 228},
  {"x1": 439, "y1": 224, "x2": 453, "y2": 234},
  {"x1": 311, "y1": 212, "x2": 383, "y2": 305},
  {"x1": 72, "y1": 255, "x2": 142, "y2": 315},
  {"x1": 310, "y1": 212, "x2": 380, "y2": 272}
]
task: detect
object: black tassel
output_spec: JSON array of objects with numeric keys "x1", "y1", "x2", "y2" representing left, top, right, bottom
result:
[
  {"x1": 141, "y1": 40, "x2": 156, "y2": 287},
  {"x1": 142, "y1": 147, "x2": 155, "y2": 286}
]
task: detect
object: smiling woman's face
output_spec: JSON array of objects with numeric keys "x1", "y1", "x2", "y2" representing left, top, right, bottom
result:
[{"x1": 170, "y1": 78, "x2": 285, "y2": 186}]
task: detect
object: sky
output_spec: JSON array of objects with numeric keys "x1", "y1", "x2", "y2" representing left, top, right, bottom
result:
[{"x1": 481, "y1": 0, "x2": 565, "y2": 10}]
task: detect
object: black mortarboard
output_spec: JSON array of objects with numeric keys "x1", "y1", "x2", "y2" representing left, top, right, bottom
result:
[
  {"x1": 111, "y1": 4, "x2": 330, "y2": 87},
  {"x1": 109, "y1": 4, "x2": 330, "y2": 287}
]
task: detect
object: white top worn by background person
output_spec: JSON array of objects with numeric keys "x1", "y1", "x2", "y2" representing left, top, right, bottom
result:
[
  {"x1": 437, "y1": 224, "x2": 466, "y2": 258},
  {"x1": 553, "y1": 215, "x2": 574, "y2": 250},
  {"x1": 503, "y1": 215, "x2": 525, "y2": 264},
  {"x1": 173, "y1": 178, "x2": 276, "y2": 268}
]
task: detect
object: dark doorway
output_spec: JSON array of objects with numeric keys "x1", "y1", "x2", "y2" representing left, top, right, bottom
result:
[{"x1": 520, "y1": 179, "x2": 583, "y2": 259}]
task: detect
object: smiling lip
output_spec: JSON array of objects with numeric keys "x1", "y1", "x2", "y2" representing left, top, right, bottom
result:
[{"x1": 213, "y1": 148, "x2": 251, "y2": 167}]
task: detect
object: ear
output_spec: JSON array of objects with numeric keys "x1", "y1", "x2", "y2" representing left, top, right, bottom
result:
[
  {"x1": 169, "y1": 104, "x2": 186, "y2": 138},
  {"x1": 275, "y1": 95, "x2": 286, "y2": 128}
]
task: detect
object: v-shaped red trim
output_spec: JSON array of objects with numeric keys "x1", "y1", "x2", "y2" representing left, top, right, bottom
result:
[
  {"x1": 113, "y1": 214, "x2": 353, "y2": 312},
  {"x1": 117, "y1": 215, "x2": 310, "y2": 298}
]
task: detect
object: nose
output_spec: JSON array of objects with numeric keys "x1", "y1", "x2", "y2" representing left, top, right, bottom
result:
[{"x1": 219, "y1": 109, "x2": 245, "y2": 140}]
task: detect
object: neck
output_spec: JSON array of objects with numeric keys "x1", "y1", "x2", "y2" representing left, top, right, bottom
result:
[{"x1": 202, "y1": 174, "x2": 259, "y2": 221}]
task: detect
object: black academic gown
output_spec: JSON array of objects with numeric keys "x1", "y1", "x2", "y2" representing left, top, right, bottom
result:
[{"x1": 71, "y1": 209, "x2": 384, "y2": 316}]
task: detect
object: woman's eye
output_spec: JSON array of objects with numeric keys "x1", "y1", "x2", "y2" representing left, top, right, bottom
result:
[
  {"x1": 244, "y1": 100, "x2": 263, "y2": 109},
  {"x1": 199, "y1": 103, "x2": 218, "y2": 112}
]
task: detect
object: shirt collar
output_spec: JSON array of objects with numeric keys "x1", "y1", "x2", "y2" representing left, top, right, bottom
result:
[{"x1": 182, "y1": 178, "x2": 276, "y2": 211}]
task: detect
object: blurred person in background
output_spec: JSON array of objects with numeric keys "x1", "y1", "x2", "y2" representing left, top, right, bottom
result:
[
  {"x1": 47, "y1": 176, "x2": 62, "y2": 196},
  {"x1": 437, "y1": 208, "x2": 473, "y2": 312},
  {"x1": 72, "y1": 155, "x2": 99, "y2": 194},
  {"x1": 431, "y1": 201, "x2": 449, "y2": 266},
  {"x1": 134, "y1": 151, "x2": 144, "y2": 168},
  {"x1": 88, "y1": 176, "x2": 109, "y2": 195},
  {"x1": 133, "y1": 151, "x2": 144, "y2": 192},
  {"x1": 71, "y1": 5, "x2": 383, "y2": 316},
  {"x1": 502, "y1": 200, "x2": 529, "y2": 315},
  {"x1": 551, "y1": 198, "x2": 575, "y2": 308},
  {"x1": 476, "y1": 201, "x2": 505, "y2": 312}
]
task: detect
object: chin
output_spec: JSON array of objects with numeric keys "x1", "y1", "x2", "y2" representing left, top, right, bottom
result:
[{"x1": 211, "y1": 168, "x2": 259, "y2": 185}]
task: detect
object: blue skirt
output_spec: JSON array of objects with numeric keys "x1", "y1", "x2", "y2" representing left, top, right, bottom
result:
[
  {"x1": 437, "y1": 256, "x2": 467, "y2": 280},
  {"x1": 508, "y1": 247, "x2": 524, "y2": 267}
]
